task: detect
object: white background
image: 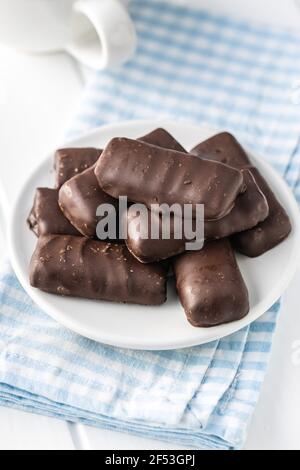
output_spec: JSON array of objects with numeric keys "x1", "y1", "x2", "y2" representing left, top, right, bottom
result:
[{"x1": 0, "y1": 0, "x2": 300, "y2": 450}]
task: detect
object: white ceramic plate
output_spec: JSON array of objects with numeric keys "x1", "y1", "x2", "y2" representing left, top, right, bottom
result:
[{"x1": 8, "y1": 120, "x2": 300, "y2": 350}]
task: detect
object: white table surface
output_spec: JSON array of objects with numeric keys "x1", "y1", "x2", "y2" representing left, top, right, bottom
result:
[{"x1": 0, "y1": 0, "x2": 300, "y2": 451}]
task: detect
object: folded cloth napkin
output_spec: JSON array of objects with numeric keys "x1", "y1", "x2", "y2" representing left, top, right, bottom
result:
[{"x1": 1, "y1": 0, "x2": 300, "y2": 450}]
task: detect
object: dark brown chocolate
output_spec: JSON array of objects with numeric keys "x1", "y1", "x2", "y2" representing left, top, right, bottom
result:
[
  {"x1": 59, "y1": 165, "x2": 119, "y2": 239},
  {"x1": 125, "y1": 209, "x2": 186, "y2": 264},
  {"x1": 139, "y1": 128, "x2": 186, "y2": 152},
  {"x1": 95, "y1": 137, "x2": 244, "y2": 220},
  {"x1": 27, "y1": 188, "x2": 80, "y2": 237},
  {"x1": 125, "y1": 170, "x2": 269, "y2": 263},
  {"x1": 191, "y1": 132, "x2": 251, "y2": 169},
  {"x1": 205, "y1": 169, "x2": 269, "y2": 239},
  {"x1": 173, "y1": 240, "x2": 250, "y2": 327},
  {"x1": 54, "y1": 148, "x2": 101, "y2": 188},
  {"x1": 232, "y1": 168, "x2": 292, "y2": 257},
  {"x1": 30, "y1": 235, "x2": 168, "y2": 306},
  {"x1": 191, "y1": 132, "x2": 292, "y2": 256},
  {"x1": 27, "y1": 207, "x2": 39, "y2": 237}
]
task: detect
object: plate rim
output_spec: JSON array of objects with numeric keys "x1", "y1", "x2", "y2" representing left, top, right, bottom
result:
[{"x1": 7, "y1": 119, "x2": 300, "y2": 350}]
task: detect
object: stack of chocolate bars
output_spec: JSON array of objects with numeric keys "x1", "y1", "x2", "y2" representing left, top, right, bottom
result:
[{"x1": 28, "y1": 129, "x2": 292, "y2": 328}]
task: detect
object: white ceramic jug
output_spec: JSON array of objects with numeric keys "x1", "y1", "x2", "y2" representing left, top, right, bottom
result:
[{"x1": 0, "y1": 0, "x2": 137, "y2": 69}]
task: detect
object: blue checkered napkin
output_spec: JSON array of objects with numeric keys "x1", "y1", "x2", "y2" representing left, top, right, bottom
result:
[{"x1": 1, "y1": 0, "x2": 300, "y2": 450}]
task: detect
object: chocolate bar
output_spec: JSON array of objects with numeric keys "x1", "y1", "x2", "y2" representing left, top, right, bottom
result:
[
  {"x1": 139, "y1": 128, "x2": 187, "y2": 152},
  {"x1": 191, "y1": 132, "x2": 292, "y2": 256},
  {"x1": 191, "y1": 132, "x2": 251, "y2": 169},
  {"x1": 30, "y1": 235, "x2": 168, "y2": 306},
  {"x1": 56, "y1": 130, "x2": 181, "y2": 239},
  {"x1": 95, "y1": 137, "x2": 244, "y2": 220},
  {"x1": 54, "y1": 129, "x2": 184, "y2": 191},
  {"x1": 125, "y1": 209, "x2": 186, "y2": 263},
  {"x1": 205, "y1": 169, "x2": 269, "y2": 239},
  {"x1": 173, "y1": 240, "x2": 250, "y2": 327},
  {"x1": 59, "y1": 165, "x2": 119, "y2": 238},
  {"x1": 232, "y1": 168, "x2": 292, "y2": 257},
  {"x1": 27, "y1": 188, "x2": 80, "y2": 237},
  {"x1": 125, "y1": 170, "x2": 269, "y2": 263},
  {"x1": 54, "y1": 148, "x2": 101, "y2": 188}
]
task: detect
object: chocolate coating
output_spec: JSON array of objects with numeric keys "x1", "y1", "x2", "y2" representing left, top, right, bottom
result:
[
  {"x1": 125, "y1": 170, "x2": 269, "y2": 263},
  {"x1": 232, "y1": 168, "x2": 292, "y2": 257},
  {"x1": 191, "y1": 132, "x2": 251, "y2": 169},
  {"x1": 59, "y1": 165, "x2": 119, "y2": 239},
  {"x1": 139, "y1": 128, "x2": 186, "y2": 152},
  {"x1": 191, "y1": 132, "x2": 292, "y2": 256},
  {"x1": 54, "y1": 148, "x2": 101, "y2": 188},
  {"x1": 27, "y1": 208, "x2": 39, "y2": 237},
  {"x1": 55, "y1": 131, "x2": 184, "y2": 241},
  {"x1": 27, "y1": 188, "x2": 80, "y2": 237},
  {"x1": 125, "y1": 209, "x2": 186, "y2": 264},
  {"x1": 173, "y1": 240, "x2": 250, "y2": 327},
  {"x1": 30, "y1": 235, "x2": 168, "y2": 306},
  {"x1": 205, "y1": 169, "x2": 269, "y2": 239},
  {"x1": 95, "y1": 137, "x2": 244, "y2": 220}
]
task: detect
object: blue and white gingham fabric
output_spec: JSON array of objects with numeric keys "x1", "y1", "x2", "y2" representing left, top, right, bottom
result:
[{"x1": 1, "y1": 0, "x2": 300, "y2": 450}]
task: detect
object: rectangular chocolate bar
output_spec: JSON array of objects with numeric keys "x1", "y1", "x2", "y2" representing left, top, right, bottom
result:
[
  {"x1": 191, "y1": 131, "x2": 251, "y2": 169},
  {"x1": 125, "y1": 208, "x2": 186, "y2": 264},
  {"x1": 27, "y1": 188, "x2": 80, "y2": 237},
  {"x1": 30, "y1": 235, "x2": 168, "y2": 306},
  {"x1": 57, "y1": 130, "x2": 181, "y2": 240},
  {"x1": 95, "y1": 137, "x2": 244, "y2": 220},
  {"x1": 139, "y1": 128, "x2": 187, "y2": 152},
  {"x1": 232, "y1": 168, "x2": 292, "y2": 257},
  {"x1": 173, "y1": 240, "x2": 250, "y2": 327},
  {"x1": 191, "y1": 132, "x2": 292, "y2": 256},
  {"x1": 54, "y1": 148, "x2": 102, "y2": 188},
  {"x1": 59, "y1": 165, "x2": 119, "y2": 239},
  {"x1": 125, "y1": 170, "x2": 269, "y2": 263},
  {"x1": 205, "y1": 169, "x2": 269, "y2": 239}
]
